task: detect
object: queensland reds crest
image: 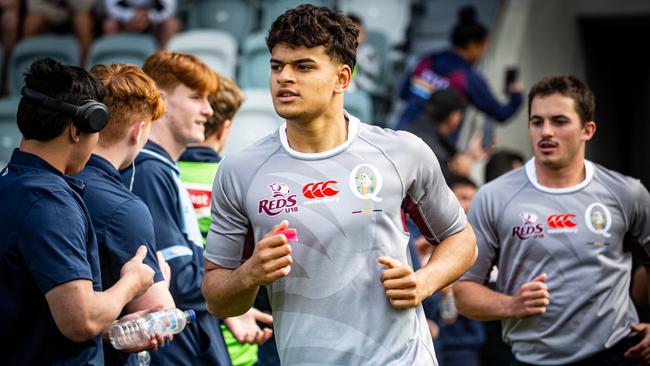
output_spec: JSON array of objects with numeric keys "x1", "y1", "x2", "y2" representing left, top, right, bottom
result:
[
  {"x1": 512, "y1": 212, "x2": 544, "y2": 240},
  {"x1": 258, "y1": 183, "x2": 298, "y2": 216}
]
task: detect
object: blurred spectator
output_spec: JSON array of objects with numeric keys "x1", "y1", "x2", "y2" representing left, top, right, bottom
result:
[
  {"x1": 437, "y1": 175, "x2": 485, "y2": 366},
  {"x1": 484, "y1": 149, "x2": 524, "y2": 183},
  {"x1": 1, "y1": 0, "x2": 21, "y2": 94},
  {"x1": 397, "y1": 5, "x2": 523, "y2": 134},
  {"x1": 477, "y1": 149, "x2": 523, "y2": 366},
  {"x1": 347, "y1": 14, "x2": 381, "y2": 95},
  {"x1": 22, "y1": 0, "x2": 95, "y2": 66},
  {"x1": 178, "y1": 75, "x2": 273, "y2": 366},
  {"x1": 103, "y1": 0, "x2": 181, "y2": 48},
  {"x1": 405, "y1": 88, "x2": 486, "y2": 178}
]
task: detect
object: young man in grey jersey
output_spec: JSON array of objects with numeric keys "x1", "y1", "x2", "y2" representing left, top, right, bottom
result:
[
  {"x1": 201, "y1": 4, "x2": 477, "y2": 365},
  {"x1": 454, "y1": 75, "x2": 650, "y2": 365}
]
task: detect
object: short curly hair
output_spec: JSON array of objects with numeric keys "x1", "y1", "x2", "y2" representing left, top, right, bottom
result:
[{"x1": 266, "y1": 4, "x2": 359, "y2": 69}]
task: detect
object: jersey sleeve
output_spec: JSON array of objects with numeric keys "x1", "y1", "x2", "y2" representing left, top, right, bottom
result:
[
  {"x1": 104, "y1": 199, "x2": 164, "y2": 284},
  {"x1": 460, "y1": 187, "x2": 500, "y2": 284},
  {"x1": 403, "y1": 135, "x2": 467, "y2": 244},
  {"x1": 205, "y1": 158, "x2": 251, "y2": 269},
  {"x1": 20, "y1": 194, "x2": 95, "y2": 294},
  {"x1": 626, "y1": 179, "x2": 650, "y2": 254}
]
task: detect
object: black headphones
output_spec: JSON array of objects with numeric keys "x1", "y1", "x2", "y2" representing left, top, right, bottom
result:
[{"x1": 21, "y1": 86, "x2": 110, "y2": 133}]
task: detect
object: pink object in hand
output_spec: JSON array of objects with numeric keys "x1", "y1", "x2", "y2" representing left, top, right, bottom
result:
[{"x1": 277, "y1": 228, "x2": 298, "y2": 242}]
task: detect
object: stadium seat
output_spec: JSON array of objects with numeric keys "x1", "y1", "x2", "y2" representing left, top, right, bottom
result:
[
  {"x1": 358, "y1": 30, "x2": 392, "y2": 96},
  {"x1": 186, "y1": 0, "x2": 256, "y2": 44},
  {"x1": 339, "y1": 0, "x2": 412, "y2": 47},
  {"x1": 167, "y1": 30, "x2": 238, "y2": 78},
  {"x1": 87, "y1": 33, "x2": 157, "y2": 69},
  {"x1": 0, "y1": 96, "x2": 20, "y2": 168},
  {"x1": 344, "y1": 90, "x2": 373, "y2": 123},
  {"x1": 221, "y1": 89, "x2": 283, "y2": 157},
  {"x1": 9, "y1": 34, "x2": 81, "y2": 95},
  {"x1": 237, "y1": 32, "x2": 271, "y2": 89},
  {"x1": 261, "y1": 0, "x2": 337, "y2": 30}
]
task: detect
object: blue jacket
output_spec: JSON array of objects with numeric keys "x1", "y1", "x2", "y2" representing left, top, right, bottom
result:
[{"x1": 398, "y1": 50, "x2": 523, "y2": 129}]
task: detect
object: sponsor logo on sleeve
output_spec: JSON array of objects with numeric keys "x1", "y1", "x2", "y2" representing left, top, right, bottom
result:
[
  {"x1": 512, "y1": 212, "x2": 544, "y2": 240},
  {"x1": 258, "y1": 183, "x2": 299, "y2": 216},
  {"x1": 585, "y1": 202, "x2": 611, "y2": 246},
  {"x1": 546, "y1": 213, "x2": 578, "y2": 234},
  {"x1": 302, "y1": 180, "x2": 340, "y2": 205}
]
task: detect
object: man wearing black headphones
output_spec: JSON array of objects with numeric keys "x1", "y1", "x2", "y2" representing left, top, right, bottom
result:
[{"x1": 0, "y1": 57, "x2": 156, "y2": 365}]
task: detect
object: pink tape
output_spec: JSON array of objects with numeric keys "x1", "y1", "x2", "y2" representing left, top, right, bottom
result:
[{"x1": 277, "y1": 228, "x2": 298, "y2": 242}]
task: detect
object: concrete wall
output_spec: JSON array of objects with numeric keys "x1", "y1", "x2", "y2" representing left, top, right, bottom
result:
[{"x1": 483, "y1": 0, "x2": 650, "y2": 159}]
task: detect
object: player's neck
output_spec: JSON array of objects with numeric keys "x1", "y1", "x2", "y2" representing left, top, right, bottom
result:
[
  {"x1": 285, "y1": 111, "x2": 348, "y2": 153},
  {"x1": 92, "y1": 142, "x2": 132, "y2": 170},
  {"x1": 20, "y1": 136, "x2": 74, "y2": 175},
  {"x1": 149, "y1": 124, "x2": 184, "y2": 161},
  {"x1": 534, "y1": 157, "x2": 586, "y2": 188}
]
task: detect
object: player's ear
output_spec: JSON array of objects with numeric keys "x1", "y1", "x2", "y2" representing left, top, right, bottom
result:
[
  {"x1": 334, "y1": 64, "x2": 351, "y2": 94},
  {"x1": 582, "y1": 121, "x2": 596, "y2": 141}
]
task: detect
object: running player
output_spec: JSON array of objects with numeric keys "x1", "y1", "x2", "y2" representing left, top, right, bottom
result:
[
  {"x1": 454, "y1": 75, "x2": 650, "y2": 365},
  {"x1": 201, "y1": 5, "x2": 477, "y2": 365}
]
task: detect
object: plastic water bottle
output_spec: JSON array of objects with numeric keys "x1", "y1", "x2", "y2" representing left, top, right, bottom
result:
[
  {"x1": 109, "y1": 308, "x2": 196, "y2": 350},
  {"x1": 439, "y1": 293, "x2": 458, "y2": 325},
  {"x1": 136, "y1": 351, "x2": 151, "y2": 366}
]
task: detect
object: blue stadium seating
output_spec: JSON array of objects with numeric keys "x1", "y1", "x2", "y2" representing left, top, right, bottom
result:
[
  {"x1": 260, "y1": 0, "x2": 337, "y2": 31},
  {"x1": 87, "y1": 33, "x2": 157, "y2": 69},
  {"x1": 168, "y1": 30, "x2": 238, "y2": 78},
  {"x1": 186, "y1": 0, "x2": 257, "y2": 44},
  {"x1": 237, "y1": 32, "x2": 270, "y2": 89},
  {"x1": 9, "y1": 35, "x2": 80, "y2": 95},
  {"x1": 0, "y1": 96, "x2": 20, "y2": 168},
  {"x1": 221, "y1": 88, "x2": 283, "y2": 157}
]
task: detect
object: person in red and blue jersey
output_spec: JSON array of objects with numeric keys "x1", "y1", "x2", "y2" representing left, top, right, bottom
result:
[{"x1": 397, "y1": 5, "x2": 523, "y2": 133}]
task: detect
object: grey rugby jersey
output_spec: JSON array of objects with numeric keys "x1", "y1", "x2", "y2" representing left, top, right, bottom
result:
[
  {"x1": 461, "y1": 158, "x2": 650, "y2": 365},
  {"x1": 206, "y1": 114, "x2": 467, "y2": 365}
]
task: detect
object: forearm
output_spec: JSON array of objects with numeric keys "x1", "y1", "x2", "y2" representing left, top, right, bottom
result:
[
  {"x1": 89, "y1": 274, "x2": 143, "y2": 332},
  {"x1": 454, "y1": 280, "x2": 513, "y2": 321},
  {"x1": 415, "y1": 224, "x2": 477, "y2": 297},
  {"x1": 126, "y1": 281, "x2": 176, "y2": 313},
  {"x1": 202, "y1": 262, "x2": 259, "y2": 318}
]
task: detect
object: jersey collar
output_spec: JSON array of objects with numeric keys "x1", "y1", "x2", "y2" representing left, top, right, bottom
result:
[
  {"x1": 525, "y1": 157, "x2": 594, "y2": 194},
  {"x1": 278, "y1": 111, "x2": 360, "y2": 160}
]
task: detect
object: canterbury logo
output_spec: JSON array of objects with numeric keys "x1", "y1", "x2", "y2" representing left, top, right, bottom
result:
[
  {"x1": 547, "y1": 214, "x2": 577, "y2": 228},
  {"x1": 302, "y1": 180, "x2": 339, "y2": 199}
]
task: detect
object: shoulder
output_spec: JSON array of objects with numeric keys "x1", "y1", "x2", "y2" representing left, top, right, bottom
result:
[
  {"x1": 219, "y1": 132, "x2": 282, "y2": 180},
  {"x1": 475, "y1": 167, "x2": 528, "y2": 205},
  {"x1": 358, "y1": 123, "x2": 428, "y2": 154},
  {"x1": 592, "y1": 162, "x2": 648, "y2": 201}
]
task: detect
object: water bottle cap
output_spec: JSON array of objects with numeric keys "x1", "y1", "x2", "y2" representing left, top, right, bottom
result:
[
  {"x1": 188, "y1": 309, "x2": 196, "y2": 322},
  {"x1": 278, "y1": 228, "x2": 298, "y2": 242}
]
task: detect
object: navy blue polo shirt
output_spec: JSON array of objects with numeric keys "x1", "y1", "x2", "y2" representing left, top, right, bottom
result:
[
  {"x1": 121, "y1": 140, "x2": 232, "y2": 366},
  {"x1": 77, "y1": 154, "x2": 165, "y2": 364},
  {"x1": 179, "y1": 146, "x2": 221, "y2": 163},
  {"x1": 0, "y1": 149, "x2": 103, "y2": 365}
]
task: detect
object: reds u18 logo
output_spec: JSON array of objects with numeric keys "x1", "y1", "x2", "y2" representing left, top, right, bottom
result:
[{"x1": 258, "y1": 183, "x2": 298, "y2": 216}]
